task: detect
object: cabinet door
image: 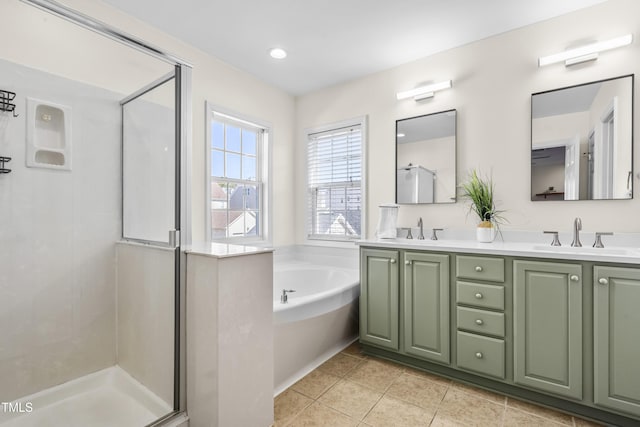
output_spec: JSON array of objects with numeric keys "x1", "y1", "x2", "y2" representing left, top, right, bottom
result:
[
  {"x1": 594, "y1": 266, "x2": 640, "y2": 417},
  {"x1": 513, "y1": 260, "x2": 582, "y2": 399},
  {"x1": 403, "y1": 252, "x2": 450, "y2": 364},
  {"x1": 360, "y1": 248, "x2": 399, "y2": 350}
]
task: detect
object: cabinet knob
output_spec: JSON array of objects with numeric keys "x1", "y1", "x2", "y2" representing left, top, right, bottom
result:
[
  {"x1": 475, "y1": 352, "x2": 483, "y2": 359},
  {"x1": 475, "y1": 266, "x2": 483, "y2": 272},
  {"x1": 390, "y1": 258, "x2": 396, "y2": 264},
  {"x1": 598, "y1": 277, "x2": 609, "y2": 285},
  {"x1": 570, "y1": 275, "x2": 579, "y2": 282},
  {"x1": 405, "y1": 260, "x2": 411, "y2": 265},
  {"x1": 475, "y1": 293, "x2": 483, "y2": 299},
  {"x1": 475, "y1": 319, "x2": 484, "y2": 325}
]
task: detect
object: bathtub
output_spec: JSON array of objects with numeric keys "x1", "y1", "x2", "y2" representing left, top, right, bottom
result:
[{"x1": 273, "y1": 247, "x2": 360, "y2": 395}]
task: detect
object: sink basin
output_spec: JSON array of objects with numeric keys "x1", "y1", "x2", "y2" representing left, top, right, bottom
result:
[{"x1": 532, "y1": 245, "x2": 637, "y2": 256}]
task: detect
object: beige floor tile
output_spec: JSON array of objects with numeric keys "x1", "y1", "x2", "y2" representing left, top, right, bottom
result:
[
  {"x1": 318, "y1": 379, "x2": 382, "y2": 420},
  {"x1": 288, "y1": 401, "x2": 359, "y2": 427},
  {"x1": 430, "y1": 412, "x2": 472, "y2": 427},
  {"x1": 504, "y1": 407, "x2": 567, "y2": 426},
  {"x1": 291, "y1": 369, "x2": 341, "y2": 399},
  {"x1": 403, "y1": 366, "x2": 452, "y2": 386},
  {"x1": 386, "y1": 373, "x2": 448, "y2": 410},
  {"x1": 437, "y1": 387, "x2": 506, "y2": 426},
  {"x1": 573, "y1": 416, "x2": 605, "y2": 426},
  {"x1": 506, "y1": 398, "x2": 573, "y2": 426},
  {"x1": 450, "y1": 381, "x2": 506, "y2": 404},
  {"x1": 274, "y1": 389, "x2": 314, "y2": 426},
  {"x1": 346, "y1": 359, "x2": 404, "y2": 392},
  {"x1": 341, "y1": 341, "x2": 367, "y2": 359},
  {"x1": 363, "y1": 395, "x2": 434, "y2": 427},
  {"x1": 318, "y1": 353, "x2": 364, "y2": 377}
]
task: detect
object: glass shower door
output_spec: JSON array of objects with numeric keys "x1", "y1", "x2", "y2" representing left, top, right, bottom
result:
[
  {"x1": 122, "y1": 74, "x2": 178, "y2": 246},
  {"x1": 119, "y1": 71, "x2": 182, "y2": 419}
]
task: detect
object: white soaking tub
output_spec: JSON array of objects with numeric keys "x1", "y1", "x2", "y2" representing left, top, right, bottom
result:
[{"x1": 273, "y1": 246, "x2": 360, "y2": 395}]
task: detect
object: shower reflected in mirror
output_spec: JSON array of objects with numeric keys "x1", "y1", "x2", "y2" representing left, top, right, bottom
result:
[{"x1": 395, "y1": 109, "x2": 457, "y2": 204}]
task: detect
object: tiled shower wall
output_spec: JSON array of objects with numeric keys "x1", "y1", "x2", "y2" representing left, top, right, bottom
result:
[{"x1": 0, "y1": 59, "x2": 120, "y2": 400}]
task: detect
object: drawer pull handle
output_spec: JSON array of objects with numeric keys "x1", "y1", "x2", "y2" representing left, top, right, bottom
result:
[
  {"x1": 475, "y1": 266, "x2": 483, "y2": 272},
  {"x1": 570, "y1": 275, "x2": 579, "y2": 282},
  {"x1": 475, "y1": 293, "x2": 483, "y2": 299},
  {"x1": 598, "y1": 277, "x2": 608, "y2": 285},
  {"x1": 475, "y1": 319, "x2": 484, "y2": 325},
  {"x1": 390, "y1": 258, "x2": 396, "y2": 264},
  {"x1": 405, "y1": 260, "x2": 411, "y2": 265},
  {"x1": 475, "y1": 352, "x2": 483, "y2": 359}
]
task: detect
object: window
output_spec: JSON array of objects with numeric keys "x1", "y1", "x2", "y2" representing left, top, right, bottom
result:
[
  {"x1": 306, "y1": 118, "x2": 365, "y2": 241},
  {"x1": 206, "y1": 106, "x2": 269, "y2": 242}
]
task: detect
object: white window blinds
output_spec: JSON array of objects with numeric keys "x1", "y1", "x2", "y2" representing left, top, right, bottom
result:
[{"x1": 307, "y1": 124, "x2": 362, "y2": 240}]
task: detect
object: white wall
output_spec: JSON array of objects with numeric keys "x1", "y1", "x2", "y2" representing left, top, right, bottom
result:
[
  {"x1": 295, "y1": 0, "x2": 640, "y2": 238},
  {"x1": 0, "y1": 59, "x2": 119, "y2": 401}
]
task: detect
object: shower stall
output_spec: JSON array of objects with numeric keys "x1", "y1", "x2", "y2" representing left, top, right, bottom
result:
[{"x1": 0, "y1": 1, "x2": 190, "y2": 426}]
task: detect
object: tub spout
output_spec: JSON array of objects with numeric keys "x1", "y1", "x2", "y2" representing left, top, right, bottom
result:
[{"x1": 281, "y1": 289, "x2": 296, "y2": 303}]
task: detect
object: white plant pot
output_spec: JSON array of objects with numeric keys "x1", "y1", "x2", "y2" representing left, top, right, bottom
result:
[{"x1": 476, "y1": 225, "x2": 496, "y2": 243}]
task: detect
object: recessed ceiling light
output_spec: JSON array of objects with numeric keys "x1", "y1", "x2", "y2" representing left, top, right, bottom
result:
[
  {"x1": 397, "y1": 133, "x2": 406, "y2": 138},
  {"x1": 269, "y1": 48, "x2": 287, "y2": 59}
]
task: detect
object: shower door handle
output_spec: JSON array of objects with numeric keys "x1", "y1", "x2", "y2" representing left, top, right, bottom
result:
[{"x1": 169, "y1": 230, "x2": 180, "y2": 248}]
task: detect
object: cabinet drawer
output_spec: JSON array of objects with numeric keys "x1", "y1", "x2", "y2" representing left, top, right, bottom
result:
[
  {"x1": 456, "y1": 256, "x2": 504, "y2": 283},
  {"x1": 456, "y1": 281, "x2": 504, "y2": 310},
  {"x1": 457, "y1": 307, "x2": 505, "y2": 338},
  {"x1": 457, "y1": 331, "x2": 505, "y2": 379}
]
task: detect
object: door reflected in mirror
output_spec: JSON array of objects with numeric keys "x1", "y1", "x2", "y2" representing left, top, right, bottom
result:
[
  {"x1": 396, "y1": 110, "x2": 457, "y2": 204},
  {"x1": 531, "y1": 75, "x2": 633, "y2": 201}
]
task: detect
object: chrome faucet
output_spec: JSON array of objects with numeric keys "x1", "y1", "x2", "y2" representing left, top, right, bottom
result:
[
  {"x1": 281, "y1": 289, "x2": 295, "y2": 303},
  {"x1": 418, "y1": 217, "x2": 425, "y2": 240},
  {"x1": 571, "y1": 217, "x2": 582, "y2": 247}
]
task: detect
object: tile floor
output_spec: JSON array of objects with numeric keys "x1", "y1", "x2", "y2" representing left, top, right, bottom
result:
[{"x1": 274, "y1": 342, "x2": 603, "y2": 427}]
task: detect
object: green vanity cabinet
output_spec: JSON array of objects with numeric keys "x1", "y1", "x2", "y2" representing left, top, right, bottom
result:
[
  {"x1": 593, "y1": 266, "x2": 640, "y2": 417},
  {"x1": 360, "y1": 244, "x2": 640, "y2": 425},
  {"x1": 359, "y1": 248, "x2": 399, "y2": 350},
  {"x1": 513, "y1": 260, "x2": 583, "y2": 400},
  {"x1": 403, "y1": 252, "x2": 450, "y2": 364}
]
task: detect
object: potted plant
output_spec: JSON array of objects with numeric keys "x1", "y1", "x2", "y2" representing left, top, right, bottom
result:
[{"x1": 460, "y1": 169, "x2": 505, "y2": 242}]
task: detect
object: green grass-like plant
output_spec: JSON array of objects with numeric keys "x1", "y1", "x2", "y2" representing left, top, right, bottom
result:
[{"x1": 460, "y1": 169, "x2": 505, "y2": 226}]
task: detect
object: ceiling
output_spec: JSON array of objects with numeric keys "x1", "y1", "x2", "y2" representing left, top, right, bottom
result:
[{"x1": 100, "y1": 0, "x2": 608, "y2": 95}]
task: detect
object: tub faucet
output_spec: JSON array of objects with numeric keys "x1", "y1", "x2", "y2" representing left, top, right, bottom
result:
[
  {"x1": 281, "y1": 289, "x2": 295, "y2": 304},
  {"x1": 571, "y1": 217, "x2": 582, "y2": 247},
  {"x1": 418, "y1": 217, "x2": 425, "y2": 240}
]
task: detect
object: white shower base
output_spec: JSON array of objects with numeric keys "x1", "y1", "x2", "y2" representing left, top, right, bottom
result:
[{"x1": 0, "y1": 366, "x2": 172, "y2": 427}]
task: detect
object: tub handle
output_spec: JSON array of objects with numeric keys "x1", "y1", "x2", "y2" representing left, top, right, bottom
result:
[{"x1": 281, "y1": 289, "x2": 296, "y2": 304}]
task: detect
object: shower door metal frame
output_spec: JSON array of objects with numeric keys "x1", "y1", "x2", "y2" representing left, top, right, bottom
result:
[{"x1": 20, "y1": 0, "x2": 192, "y2": 424}]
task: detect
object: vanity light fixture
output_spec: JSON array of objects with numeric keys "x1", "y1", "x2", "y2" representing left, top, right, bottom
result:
[
  {"x1": 269, "y1": 47, "x2": 287, "y2": 59},
  {"x1": 396, "y1": 80, "x2": 452, "y2": 101},
  {"x1": 538, "y1": 34, "x2": 633, "y2": 67}
]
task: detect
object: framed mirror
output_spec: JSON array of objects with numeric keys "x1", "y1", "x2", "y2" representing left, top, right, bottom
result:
[
  {"x1": 531, "y1": 75, "x2": 633, "y2": 201},
  {"x1": 396, "y1": 109, "x2": 457, "y2": 204}
]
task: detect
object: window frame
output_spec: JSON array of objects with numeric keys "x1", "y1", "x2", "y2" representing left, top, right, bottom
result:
[
  {"x1": 205, "y1": 102, "x2": 271, "y2": 244},
  {"x1": 304, "y1": 116, "x2": 367, "y2": 245}
]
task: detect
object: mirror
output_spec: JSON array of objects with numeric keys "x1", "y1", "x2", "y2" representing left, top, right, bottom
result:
[
  {"x1": 531, "y1": 75, "x2": 633, "y2": 201},
  {"x1": 396, "y1": 110, "x2": 457, "y2": 204}
]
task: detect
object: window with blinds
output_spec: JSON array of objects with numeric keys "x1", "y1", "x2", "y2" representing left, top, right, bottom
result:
[{"x1": 307, "y1": 123, "x2": 363, "y2": 241}]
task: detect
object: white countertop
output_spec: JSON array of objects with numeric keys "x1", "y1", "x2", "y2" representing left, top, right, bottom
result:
[
  {"x1": 185, "y1": 242, "x2": 274, "y2": 259},
  {"x1": 357, "y1": 238, "x2": 640, "y2": 265}
]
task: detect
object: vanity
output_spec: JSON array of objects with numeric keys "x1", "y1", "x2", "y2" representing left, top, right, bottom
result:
[{"x1": 357, "y1": 238, "x2": 640, "y2": 426}]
